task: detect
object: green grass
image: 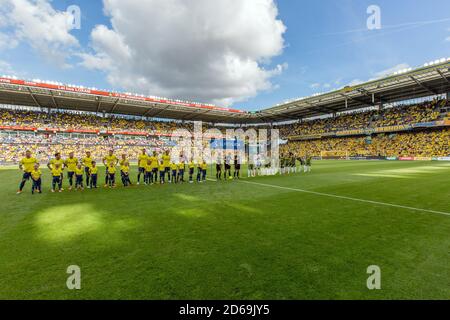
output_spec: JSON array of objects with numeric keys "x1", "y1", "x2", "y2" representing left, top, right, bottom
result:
[{"x1": 1, "y1": 160, "x2": 450, "y2": 300}]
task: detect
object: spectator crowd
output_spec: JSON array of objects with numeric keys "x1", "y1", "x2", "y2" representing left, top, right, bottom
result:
[{"x1": 0, "y1": 98, "x2": 448, "y2": 164}]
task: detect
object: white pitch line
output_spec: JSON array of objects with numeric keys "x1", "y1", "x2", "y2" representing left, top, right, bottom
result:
[{"x1": 240, "y1": 180, "x2": 450, "y2": 217}]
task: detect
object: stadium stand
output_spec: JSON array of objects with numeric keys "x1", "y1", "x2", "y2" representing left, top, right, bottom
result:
[{"x1": 0, "y1": 97, "x2": 449, "y2": 164}]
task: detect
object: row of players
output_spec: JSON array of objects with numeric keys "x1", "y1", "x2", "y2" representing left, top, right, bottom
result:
[{"x1": 16, "y1": 149, "x2": 243, "y2": 194}]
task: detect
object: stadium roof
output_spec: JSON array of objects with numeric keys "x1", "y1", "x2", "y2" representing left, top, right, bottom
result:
[{"x1": 0, "y1": 60, "x2": 449, "y2": 124}]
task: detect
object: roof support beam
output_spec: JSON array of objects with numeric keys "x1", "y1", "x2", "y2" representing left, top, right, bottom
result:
[
  {"x1": 27, "y1": 88, "x2": 42, "y2": 108},
  {"x1": 110, "y1": 98, "x2": 120, "y2": 113},
  {"x1": 150, "y1": 104, "x2": 171, "y2": 118},
  {"x1": 187, "y1": 109, "x2": 211, "y2": 121},
  {"x1": 436, "y1": 70, "x2": 450, "y2": 85},
  {"x1": 50, "y1": 91, "x2": 59, "y2": 109},
  {"x1": 96, "y1": 98, "x2": 102, "y2": 113},
  {"x1": 142, "y1": 105, "x2": 158, "y2": 118},
  {"x1": 339, "y1": 93, "x2": 374, "y2": 108},
  {"x1": 409, "y1": 76, "x2": 438, "y2": 95}
]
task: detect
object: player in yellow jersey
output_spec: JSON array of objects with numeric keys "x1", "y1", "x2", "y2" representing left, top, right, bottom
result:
[
  {"x1": 51, "y1": 163, "x2": 63, "y2": 192},
  {"x1": 82, "y1": 151, "x2": 94, "y2": 188},
  {"x1": 162, "y1": 150, "x2": 171, "y2": 182},
  {"x1": 188, "y1": 160, "x2": 195, "y2": 183},
  {"x1": 121, "y1": 160, "x2": 132, "y2": 187},
  {"x1": 170, "y1": 162, "x2": 178, "y2": 184},
  {"x1": 106, "y1": 163, "x2": 117, "y2": 188},
  {"x1": 74, "y1": 163, "x2": 84, "y2": 190},
  {"x1": 30, "y1": 163, "x2": 42, "y2": 194},
  {"x1": 137, "y1": 149, "x2": 148, "y2": 185},
  {"x1": 177, "y1": 161, "x2": 185, "y2": 183},
  {"x1": 144, "y1": 159, "x2": 153, "y2": 185},
  {"x1": 17, "y1": 150, "x2": 38, "y2": 194},
  {"x1": 47, "y1": 152, "x2": 65, "y2": 189},
  {"x1": 196, "y1": 160, "x2": 203, "y2": 183},
  {"x1": 103, "y1": 149, "x2": 118, "y2": 187},
  {"x1": 89, "y1": 161, "x2": 99, "y2": 188},
  {"x1": 200, "y1": 160, "x2": 208, "y2": 182},
  {"x1": 149, "y1": 151, "x2": 159, "y2": 184},
  {"x1": 64, "y1": 151, "x2": 78, "y2": 190},
  {"x1": 158, "y1": 160, "x2": 166, "y2": 184}
]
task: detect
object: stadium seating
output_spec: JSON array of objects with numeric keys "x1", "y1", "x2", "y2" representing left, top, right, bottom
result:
[
  {"x1": 281, "y1": 129, "x2": 449, "y2": 158},
  {"x1": 0, "y1": 98, "x2": 449, "y2": 164},
  {"x1": 276, "y1": 99, "x2": 443, "y2": 137}
]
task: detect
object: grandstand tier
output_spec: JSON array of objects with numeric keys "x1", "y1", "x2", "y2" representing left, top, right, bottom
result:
[{"x1": 0, "y1": 97, "x2": 449, "y2": 164}]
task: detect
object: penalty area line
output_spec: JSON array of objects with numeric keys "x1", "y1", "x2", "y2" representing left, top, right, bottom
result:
[{"x1": 239, "y1": 180, "x2": 450, "y2": 217}]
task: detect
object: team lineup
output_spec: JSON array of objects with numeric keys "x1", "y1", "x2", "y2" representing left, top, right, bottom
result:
[{"x1": 16, "y1": 148, "x2": 312, "y2": 194}]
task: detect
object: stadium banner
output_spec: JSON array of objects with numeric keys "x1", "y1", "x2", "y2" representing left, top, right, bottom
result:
[
  {"x1": 0, "y1": 125, "x2": 37, "y2": 131},
  {"x1": 348, "y1": 156, "x2": 386, "y2": 160},
  {"x1": 414, "y1": 157, "x2": 432, "y2": 161},
  {"x1": 386, "y1": 156, "x2": 398, "y2": 161},
  {"x1": 375, "y1": 125, "x2": 410, "y2": 133},
  {"x1": 289, "y1": 134, "x2": 323, "y2": 141},
  {"x1": 444, "y1": 119, "x2": 450, "y2": 126},
  {"x1": 412, "y1": 122, "x2": 437, "y2": 128},
  {"x1": 336, "y1": 129, "x2": 365, "y2": 136},
  {"x1": 432, "y1": 157, "x2": 450, "y2": 161},
  {"x1": 399, "y1": 157, "x2": 415, "y2": 161}
]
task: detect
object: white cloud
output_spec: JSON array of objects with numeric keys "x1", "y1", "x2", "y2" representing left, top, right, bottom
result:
[
  {"x1": 80, "y1": 0, "x2": 286, "y2": 106},
  {"x1": 0, "y1": 0, "x2": 79, "y2": 67},
  {"x1": 374, "y1": 63, "x2": 410, "y2": 79},
  {"x1": 310, "y1": 83, "x2": 321, "y2": 89},
  {"x1": 0, "y1": 60, "x2": 14, "y2": 75},
  {"x1": 347, "y1": 79, "x2": 363, "y2": 86}
]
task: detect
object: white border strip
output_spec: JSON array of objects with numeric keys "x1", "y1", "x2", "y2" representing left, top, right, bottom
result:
[{"x1": 240, "y1": 180, "x2": 450, "y2": 217}]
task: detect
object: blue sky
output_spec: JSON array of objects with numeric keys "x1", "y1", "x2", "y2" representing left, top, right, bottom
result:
[{"x1": 0, "y1": 0, "x2": 449, "y2": 111}]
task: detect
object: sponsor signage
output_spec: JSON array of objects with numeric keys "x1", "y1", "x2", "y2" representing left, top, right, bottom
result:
[
  {"x1": 386, "y1": 157, "x2": 397, "y2": 161},
  {"x1": 414, "y1": 157, "x2": 432, "y2": 161},
  {"x1": 349, "y1": 156, "x2": 386, "y2": 160},
  {"x1": 336, "y1": 129, "x2": 365, "y2": 136},
  {"x1": 433, "y1": 157, "x2": 450, "y2": 161},
  {"x1": 375, "y1": 125, "x2": 410, "y2": 133},
  {"x1": 399, "y1": 157, "x2": 414, "y2": 161},
  {"x1": 412, "y1": 122, "x2": 437, "y2": 128}
]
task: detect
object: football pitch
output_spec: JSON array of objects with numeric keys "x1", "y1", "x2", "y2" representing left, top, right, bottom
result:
[{"x1": 0, "y1": 160, "x2": 449, "y2": 300}]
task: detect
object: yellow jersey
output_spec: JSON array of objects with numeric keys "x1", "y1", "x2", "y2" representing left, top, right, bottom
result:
[
  {"x1": 107, "y1": 166, "x2": 116, "y2": 174},
  {"x1": 170, "y1": 163, "x2": 178, "y2": 170},
  {"x1": 65, "y1": 157, "x2": 78, "y2": 172},
  {"x1": 75, "y1": 167, "x2": 84, "y2": 176},
  {"x1": 145, "y1": 163, "x2": 153, "y2": 172},
  {"x1": 31, "y1": 169, "x2": 42, "y2": 180},
  {"x1": 121, "y1": 165, "x2": 130, "y2": 173},
  {"x1": 82, "y1": 157, "x2": 93, "y2": 168},
  {"x1": 149, "y1": 156, "x2": 158, "y2": 169},
  {"x1": 20, "y1": 157, "x2": 37, "y2": 173},
  {"x1": 49, "y1": 158, "x2": 64, "y2": 170},
  {"x1": 138, "y1": 154, "x2": 148, "y2": 168},
  {"x1": 200, "y1": 163, "x2": 207, "y2": 170},
  {"x1": 104, "y1": 155, "x2": 118, "y2": 166},
  {"x1": 159, "y1": 164, "x2": 165, "y2": 171},
  {"x1": 178, "y1": 163, "x2": 185, "y2": 170},
  {"x1": 90, "y1": 167, "x2": 98, "y2": 175},
  {"x1": 51, "y1": 167, "x2": 63, "y2": 177},
  {"x1": 188, "y1": 161, "x2": 195, "y2": 169},
  {"x1": 162, "y1": 154, "x2": 171, "y2": 167},
  {"x1": 119, "y1": 158, "x2": 127, "y2": 166}
]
